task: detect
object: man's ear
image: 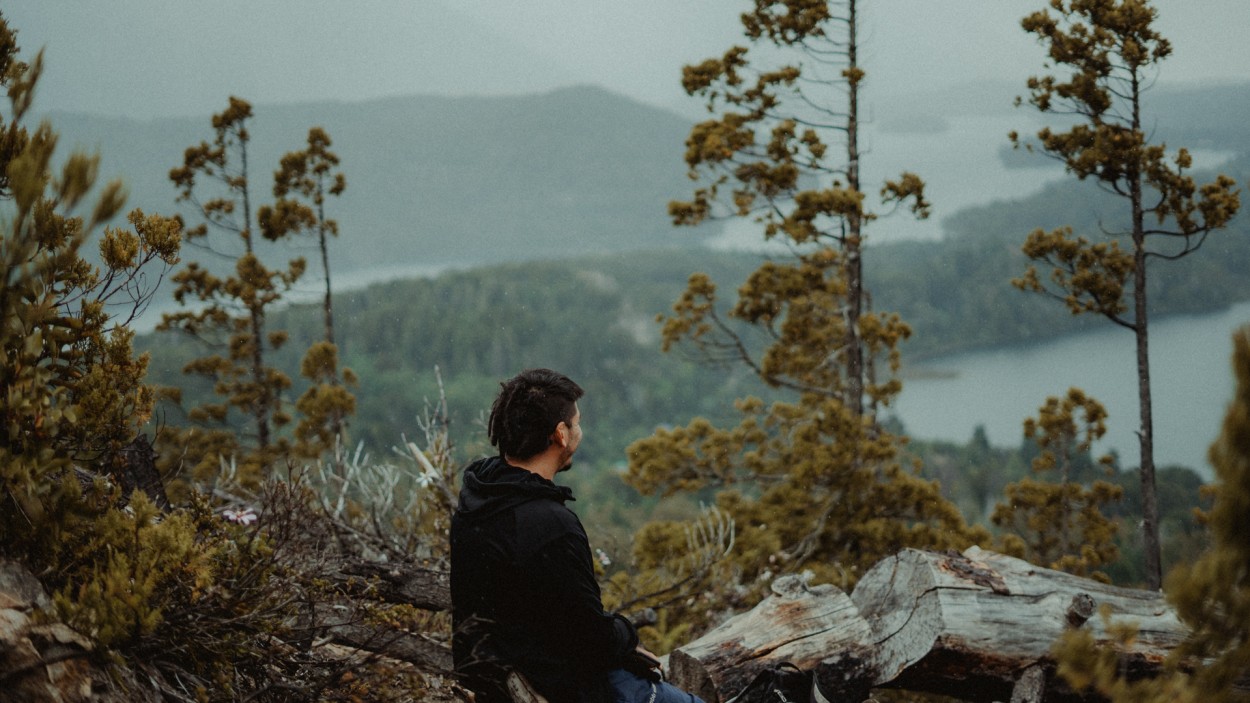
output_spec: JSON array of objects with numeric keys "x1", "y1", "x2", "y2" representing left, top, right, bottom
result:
[{"x1": 552, "y1": 421, "x2": 569, "y2": 448}]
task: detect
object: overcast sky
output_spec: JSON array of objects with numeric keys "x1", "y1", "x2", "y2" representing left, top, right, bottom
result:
[{"x1": 7, "y1": 0, "x2": 1250, "y2": 119}]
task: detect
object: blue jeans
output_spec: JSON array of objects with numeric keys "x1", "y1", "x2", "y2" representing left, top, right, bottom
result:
[{"x1": 606, "y1": 668, "x2": 705, "y2": 703}]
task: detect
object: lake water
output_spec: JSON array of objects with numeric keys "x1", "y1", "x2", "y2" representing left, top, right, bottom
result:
[{"x1": 890, "y1": 300, "x2": 1250, "y2": 477}]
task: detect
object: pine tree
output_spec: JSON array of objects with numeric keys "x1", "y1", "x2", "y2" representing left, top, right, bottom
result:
[
  {"x1": 625, "y1": 1, "x2": 977, "y2": 636},
  {"x1": 158, "y1": 98, "x2": 306, "y2": 481},
  {"x1": 1010, "y1": 0, "x2": 1241, "y2": 589},
  {"x1": 993, "y1": 388, "x2": 1122, "y2": 580},
  {"x1": 259, "y1": 127, "x2": 357, "y2": 462},
  {"x1": 666, "y1": 0, "x2": 929, "y2": 418}
]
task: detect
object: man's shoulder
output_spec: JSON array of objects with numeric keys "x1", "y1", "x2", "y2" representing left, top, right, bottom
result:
[{"x1": 513, "y1": 495, "x2": 584, "y2": 539}]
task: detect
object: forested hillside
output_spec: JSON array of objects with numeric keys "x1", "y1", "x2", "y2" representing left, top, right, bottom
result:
[
  {"x1": 142, "y1": 250, "x2": 767, "y2": 469},
  {"x1": 874, "y1": 148, "x2": 1250, "y2": 358},
  {"x1": 139, "y1": 145, "x2": 1250, "y2": 457}
]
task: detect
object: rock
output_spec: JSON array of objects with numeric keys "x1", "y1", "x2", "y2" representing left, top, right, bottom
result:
[{"x1": 0, "y1": 561, "x2": 96, "y2": 703}]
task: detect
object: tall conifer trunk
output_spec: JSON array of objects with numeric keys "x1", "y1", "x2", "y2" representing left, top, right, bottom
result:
[
  {"x1": 1121, "y1": 69, "x2": 1160, "y2": 589},
  {"x1": 1135, "y1": 233, "x2": 1160, "y2": 589},
  {"x1": 317, "y1": 193, "x2": 344, "y2": 444},
  {"x1": 319, "y1": 212, "x2": 335, "y2": 349},
  {"x1": 1130, "y1": 69, "x2": 1162, "y2": 589},
  {"x1": 844, "y1": 0, "x2": 864, "y2": 419}
]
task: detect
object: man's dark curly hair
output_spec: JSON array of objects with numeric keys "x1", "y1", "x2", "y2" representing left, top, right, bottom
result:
[{"x1": 487, "y1": 369, "x2": 584, "y2": 461}]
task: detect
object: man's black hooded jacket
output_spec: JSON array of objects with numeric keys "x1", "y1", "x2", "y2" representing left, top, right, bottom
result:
[{"x1": 450, "y1": 456, "x2": 638, "y2": 703}]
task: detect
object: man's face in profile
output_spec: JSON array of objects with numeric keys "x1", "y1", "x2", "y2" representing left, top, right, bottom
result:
[{"x1": 557, "y1": 403, "x2": 582, "y2": 473}]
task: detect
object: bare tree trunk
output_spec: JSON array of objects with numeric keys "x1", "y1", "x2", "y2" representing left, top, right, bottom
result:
[
  {"x1": 308, "y1": 603, "x2": 451, "y2": 672},
  {"x1": 317, "y1": 201, "x2": 344, "y2": 446},
  {"x1": 1134, "y1": 223, "x2": 1161, "y2": 590},
  {"x1": 318, "y1": 200, "x2": 336, "y2": 349},
  {"x1": 843, "y1": 0, "x2": 865, "y2": 419},
  {"x1": 1129, "y1": 69, "x2": 1162, "y2": 590},
  {"x1": 334, "y1": 560, "x2": 450, "y2": 611},
  {"x1": 248, "y1": 304, "x2": 271, "y2": 453}
]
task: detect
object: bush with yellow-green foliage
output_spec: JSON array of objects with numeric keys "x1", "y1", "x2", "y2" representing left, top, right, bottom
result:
[
  {"x1": 624, "y1": 387, "x2": 984, "y2": 650},
  {"x1": 0, "y1": 10, "x2": 181, "y2": 570},
  {"x1": 55, "y1": 494, "x2": 212, "y2": 649},
  {"x1": 43, "y1": 471, "x2": 452, "y2": 701},
  {"x1": 600, "y1": 505, "x2": 742, "y2": 654},
  {"x1": 1163, "y1": 336, "x2": 1250, "y2": 697}
]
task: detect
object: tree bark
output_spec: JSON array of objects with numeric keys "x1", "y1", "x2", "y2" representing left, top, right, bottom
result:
[
  {"x1": 1010, "y1": 665, "x2": 1047, "y2": 703},
  {"x1": 315, "y1": 197, "x2": 346, "y2": 451},
  {"x1": 308, "y1": 602, "x2": 451, "y2": 673}
]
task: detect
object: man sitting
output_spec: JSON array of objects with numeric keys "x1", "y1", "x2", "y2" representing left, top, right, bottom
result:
[{"x1": 450, "y1": 369, "x2": 702, "y2": 703}]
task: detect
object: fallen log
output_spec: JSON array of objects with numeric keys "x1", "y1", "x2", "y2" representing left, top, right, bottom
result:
[
  {"x1": 670, "y1": 546, "x2": 1208, "y2": 703},
  {"x1": 9, "y1": 540, "x2": 1231, "y2": 703},
  {"x1": 307, "y1": 602, "x2": 452, "y2": 673},
  {"x1": 844, "y1": 546, "x2": 1187, "y2": 702},
  {"x1": 335, "y1": 560, "x2": 451, "y2": 612},
  {"x1": 667, "y1": 573, "x2": 874, "y2": 702}
]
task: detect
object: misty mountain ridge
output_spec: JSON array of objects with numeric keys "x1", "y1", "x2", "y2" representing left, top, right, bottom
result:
[{"x1": 48, "y1": 84, "x2": 710, "y2": 275}]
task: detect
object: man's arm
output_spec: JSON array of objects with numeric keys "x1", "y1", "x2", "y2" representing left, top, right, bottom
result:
[{"x1": 529, "y1": 530, "x2": 638, "y2": 670}]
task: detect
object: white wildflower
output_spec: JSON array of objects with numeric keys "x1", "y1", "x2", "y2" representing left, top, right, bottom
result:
[{"x1": 222, "y1": 508, "x2": 258, "y2": 525}]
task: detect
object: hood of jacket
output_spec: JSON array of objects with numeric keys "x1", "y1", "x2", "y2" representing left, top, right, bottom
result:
[{"x1": 455, "y1": 455, "x2": 574, "y2": 524}]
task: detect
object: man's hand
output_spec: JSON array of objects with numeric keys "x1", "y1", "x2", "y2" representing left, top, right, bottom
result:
[
  {"x1": 634, "y1": 646, "x2": 662, "y2": 668},
  {"x1": 625, "y1": 645, "x2": 664, "y2": 682}
]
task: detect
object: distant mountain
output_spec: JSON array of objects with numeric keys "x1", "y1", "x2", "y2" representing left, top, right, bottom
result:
[{"x1": 49, "y1": 85, "x2": 709, "y2": 273}]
